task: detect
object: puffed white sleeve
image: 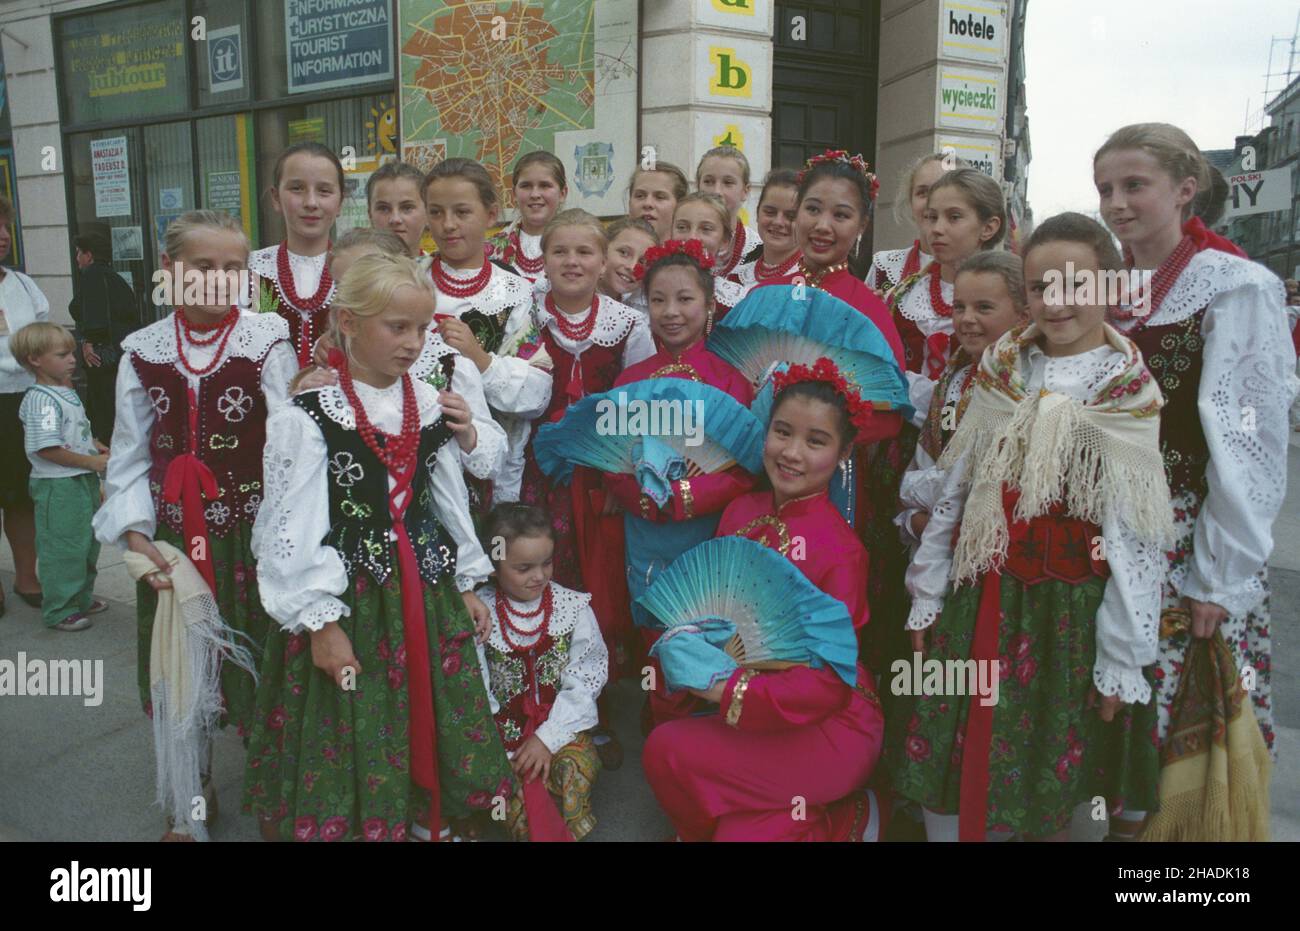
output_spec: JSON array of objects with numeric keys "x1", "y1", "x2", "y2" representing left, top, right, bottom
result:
[
  {"x1": 904, "y1": 451, "x2": 970, "y2": 630},
  {"x1": 259, "y1": 340, "x2": 300, "y2": 412},
  {"x1": 427, "y1": 431, "x2": 493, "y2": 591},
  {"x1": 480, "y1": 303, "x2": 553, "y2": 418},
  {"x1": 895, "y1": 443, "x2": 940, "y2": 546},
  {"x1": 93, "y1": 357, "x2": 158, "y2": 547},
  {"x1": 252, "y1": 405, "x2": 351, "y2": 633},
  {"x1": 449, "y1": 356, "x2": 508, "y2": 481},
  {"x1": 535, "y1": 600, "x2": 608, "y2": 754},
  {"x1": 1092, "y1": 509, "x2": 1161, "y2": 703},
  {"x1": 1175, "y1": 277, "x2": 1299, "y2": 616},
  {"x1": 622, "y1": 315, "x2": 656, "y2": 369}
]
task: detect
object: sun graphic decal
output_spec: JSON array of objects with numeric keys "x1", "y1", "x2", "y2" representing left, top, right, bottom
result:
[{"x1": 366, "y1": 100, "x2": 397, "y2": 157}]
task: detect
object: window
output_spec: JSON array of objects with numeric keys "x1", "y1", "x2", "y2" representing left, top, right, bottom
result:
[
  {"x1": 60, "y1": 0, "x2": 189, "y2": 126},
  {"x1": 67, "y1": 129, "x2": 151, "y2": 310}
]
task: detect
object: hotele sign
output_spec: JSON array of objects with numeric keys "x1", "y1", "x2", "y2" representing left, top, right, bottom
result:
[{"x1": 940, "y1": 0, "x2": 1006, "y2": 65}]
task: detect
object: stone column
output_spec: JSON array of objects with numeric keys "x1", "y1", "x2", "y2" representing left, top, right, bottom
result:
[
  {"x1": 873, "y1": 0, "x2": 1010, "y2": 251},
  {"x1": 639, "y1": 0, "x2": 774, "y2": 223}
]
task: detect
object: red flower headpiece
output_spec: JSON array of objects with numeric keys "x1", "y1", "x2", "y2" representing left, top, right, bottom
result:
[
  {"x1": 798, "y1": 149, "x2": 880, "y2": 202},
  {"x1": 770, "y1": 356, "x2": 877, "y2": 441},
  {"x1": 633, "y1": 238, "x2": 715, "y2": 282}
]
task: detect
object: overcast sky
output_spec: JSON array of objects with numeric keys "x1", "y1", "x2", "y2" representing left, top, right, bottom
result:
[{"x1": 1025, "y1": 0, "x2": 1300, "y2": 219}]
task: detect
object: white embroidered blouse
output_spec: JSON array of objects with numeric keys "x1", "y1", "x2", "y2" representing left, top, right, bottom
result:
[
  {"x1": 892, "y1": 269, "x2": 955, "y2": 426},
  {"x1": 903, "y1": 343, "x2": 1165, "y2": 705},
  {"x1": 1110, "y1": 248, "x2": 1298, "y2": 618}
]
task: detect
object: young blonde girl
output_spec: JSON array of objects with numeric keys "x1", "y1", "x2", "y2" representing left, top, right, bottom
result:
[
  {"x1": 251, "y1": 142, "x2": 345, "y2": 368},
  {"x1": 244, "y1": 252, "x2": 512, "y2": 842},
  {"x1": 297, "y1": 227, "x2": 509, "y2": 488},
  {"x1": 490, "y1": 151, "x2": 568, "y2": 283},
  {"x1": 671, "y1": 192, "x2": 749, "y2": 318},
  {"x1": 628, "y1": 160, "x2": 689, "y2": 243},
  {"x1": 730, "y1": 169, "x2": 800, "y2": 289},
  {"x1": 892, "y1": 213, "x2": 1171, "y2": 841},
  {"x1": 94, "y1": 209, "x2": 297, "y2": 840},
  {"x1": 695, "y1": 145, "x2": 761, "y2": 278},
  {"x1": 1095, "y1": 124, "x2": 1295, "y2": 834}
]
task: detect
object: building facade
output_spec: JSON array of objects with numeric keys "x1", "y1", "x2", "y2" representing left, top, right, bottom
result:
[
  {"x1": 1216, "y1": 75, "x2": 1300, "y2": 281},
  {"x1": 1, "y1": 0, "x2": 1031, "y2": 327}
]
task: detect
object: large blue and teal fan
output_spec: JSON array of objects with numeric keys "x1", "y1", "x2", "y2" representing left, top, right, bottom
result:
[
  {"x1": 707, "y1": 284, "x2": 913, "y2": 423},
  {"x1": 638, "y1": 536, "x2": 858, "y2": 692},
  {"x1": 533, "y1": 379, "x2": 765, "y2": 486}
]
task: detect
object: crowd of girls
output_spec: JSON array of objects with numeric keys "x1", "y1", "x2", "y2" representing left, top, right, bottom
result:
[{"x1": 26, "y1": 119, "x2": 1285, "y2": 843}]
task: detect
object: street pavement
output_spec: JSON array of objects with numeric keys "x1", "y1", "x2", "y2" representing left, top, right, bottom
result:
[{"x1": 2, "y1": 436, "x2": 1297, "y2": 842}]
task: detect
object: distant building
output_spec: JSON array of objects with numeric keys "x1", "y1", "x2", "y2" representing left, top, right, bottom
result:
[{"x1": 1215, "y1": 74, "x2": 1300, "y2": 280}]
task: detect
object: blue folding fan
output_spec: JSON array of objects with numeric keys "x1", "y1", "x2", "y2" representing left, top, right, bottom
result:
[
  {"x1": 707, "y1": 284, "x2": 913, "y2": 423},
  {"x1": 533, "y1": 379, "x2": 765, "y2": 485},
  {"x1": 638, "y1": 536, "x2": 858, "y2": 692}
]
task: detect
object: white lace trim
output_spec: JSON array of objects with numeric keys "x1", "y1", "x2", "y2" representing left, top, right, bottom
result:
[
  {"x1": 1025, "y1": 343, "x2": 1128, "y2": 399},
  {"x1": 122, "y1": 312, "x2": 290, "y2": 365},
  {"x1": 409, "y1": 332, "x2": 458, "y2": 381},
  {"x1": 715, "y1": 275, "x2": 749, "y2": 309},
  {"x1": 945, "y1": 363, "x2": 972, "y2": 405},
  {"x1": 479, "y1": 583, "x2": 592, "y2": 652},
  {"x1": 895, "y1": 271, "x2": 954, "y2": 333},
  {"x1": 297, "y1": 599, "x2": 349, "y2": 633},
  {"x1": 249, "y1": 245, "x2": 336, "y2": 313},
  {"x1": 1134, "y1": 249, "x2": 1286, "y2": 328},
  {"x1": 302, "y1": 378, "x2": 441, "y2": 431},
  {"x1": 539, "y1": 293, "x2": 643, "y2": 349},
  {"x1": 423, "y1": 258, "x2": 533, "y2": 318},
  {"x1": 870, "y1": 248, "x2": 912, "y2": 289},
  {"x1": 1093, "y1": 664, "x2": 1151, "y2": 705},
  {"x1": 906, "y1": 597, "x2": 943, "y2": 631}
]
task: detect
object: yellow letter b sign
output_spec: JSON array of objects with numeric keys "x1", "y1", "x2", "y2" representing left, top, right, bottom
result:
[{"x1": 709, "y1": 47, "x2": 752, "y2": 98}]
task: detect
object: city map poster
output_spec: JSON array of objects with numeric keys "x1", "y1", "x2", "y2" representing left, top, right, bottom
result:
[{"x1": 398, "y1": 0, "x2": 638, "y2": 218}]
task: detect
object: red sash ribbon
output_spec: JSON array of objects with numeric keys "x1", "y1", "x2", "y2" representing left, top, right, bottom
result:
[
  {"x1": 958, "y1": 566, "x2": 1003, "y2": 842},
  {"x1": 386, "y1": 459, "x2": 441, "y2": 829},
  {"x1": 161, "y1": 386, "x2": 218, "y2": 592},
  {"x1": 517, "y1": 659, "x2": 573, "y2": 842}
]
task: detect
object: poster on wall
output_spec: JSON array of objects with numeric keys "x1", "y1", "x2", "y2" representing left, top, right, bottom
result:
[
  {"x1": 399, "y1": 0, "x2": 638, "y2": 217},
  {"x1": 286, "y1": 0, "x2": 394, "y2": 95},
  {"x1": 336, "y1": 171, "x2": 375, "y2": 237},
  {"x1": 112, "y1": 226, "x2": 145, "y2": 262},
  {"x1": 208, "y1": 24, "x2": 245, "y2": 94},
  {"x1": 91, "y1": 136, "x2": 133, "y2": 218}
]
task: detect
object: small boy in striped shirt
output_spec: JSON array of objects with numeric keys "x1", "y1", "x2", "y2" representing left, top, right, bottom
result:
[{"x1": 12, "y1": 322, "x2": 109, "y2": 631}]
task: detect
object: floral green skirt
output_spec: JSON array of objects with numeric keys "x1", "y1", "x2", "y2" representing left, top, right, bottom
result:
[
  {"x1": 136, "y1": 523, "x2": 267, "y2": 736},
  {"x1": 241, "y1": 567, "x2": 514, "y2": 841},
  {"x1": 890, "y1": 574, "x2": 1159, "y2": 836}
]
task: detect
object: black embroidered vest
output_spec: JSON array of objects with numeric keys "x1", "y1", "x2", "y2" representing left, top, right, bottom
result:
[
  {"x1": 294, "y1": 392, "x2": 458, "y2": 587},
  {"x1": 1129, "y1": 310, "x2": 1209, "y2": 500}
]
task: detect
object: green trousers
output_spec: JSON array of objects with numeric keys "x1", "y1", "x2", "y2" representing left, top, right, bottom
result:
[{"x1": 29, "y1": 473, "x2": 100, "y2": 627}]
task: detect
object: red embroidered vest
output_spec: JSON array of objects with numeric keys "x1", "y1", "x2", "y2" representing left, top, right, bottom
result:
[
  {"x1": 537, "y1": 329, "x2": 628, "y2": 423},
  {"x1": 131, "y1": 354, "x2": 270, "y2": 537},
  {"x1": 997, "y1": 488, "x2": 1109, "y2": 585},
  {"x1": 1127, "y1": 311, "x2": 1209, "y2": 500}
]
